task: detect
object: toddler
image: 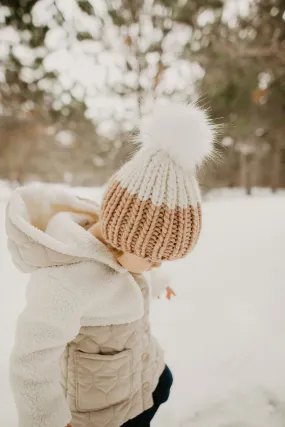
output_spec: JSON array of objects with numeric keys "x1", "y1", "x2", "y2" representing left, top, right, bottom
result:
[{"x1": 6, "y1": 101, "x2": 215, "y2": 427}]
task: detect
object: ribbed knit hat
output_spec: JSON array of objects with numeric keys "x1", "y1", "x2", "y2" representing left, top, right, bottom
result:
[{"x1": 101, "y1": 101, "x2": 215, "y2": 262}]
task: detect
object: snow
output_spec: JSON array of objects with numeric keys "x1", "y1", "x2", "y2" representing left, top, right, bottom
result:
[{"x1": 1, "y1": 186, "x2": 285, "y2": 426}]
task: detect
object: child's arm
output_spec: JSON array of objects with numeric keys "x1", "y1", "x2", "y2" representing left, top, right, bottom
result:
[
  {"x1": 150, "y1": 269, "x2": 175, "y2": 299},
  {"x1": 10, "y1": 268, "x2": 82, "y2": 427},
  {"x1": 10, "y1": 261, "x2": 143, "y2": 427}
]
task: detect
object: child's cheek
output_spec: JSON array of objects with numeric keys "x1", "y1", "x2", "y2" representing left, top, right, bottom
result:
[{"x1": 117, "y1": 253, "x2": 151, "y2": 273}]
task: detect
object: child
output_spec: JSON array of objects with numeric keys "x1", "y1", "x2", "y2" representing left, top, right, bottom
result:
[{"x1": 6, "y1": 101, "x2": 215, "y2": 427}]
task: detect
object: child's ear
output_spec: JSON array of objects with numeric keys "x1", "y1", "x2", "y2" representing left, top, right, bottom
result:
[{"x1": 81, "y1": 218, "x2": 96, "y2": 230}]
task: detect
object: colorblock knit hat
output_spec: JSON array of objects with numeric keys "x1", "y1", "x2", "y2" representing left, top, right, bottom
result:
[{"x1": 101, "y1": 101, "x2": 216, "y2": 262}]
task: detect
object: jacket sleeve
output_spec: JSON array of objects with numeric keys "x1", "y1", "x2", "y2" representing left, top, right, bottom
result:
[
  {"x1": 10, "y1": 264, "x2": 100, "y2": 427},
  {"x1": 150, "y1": 268, "x2": 171, "y2": 298}
]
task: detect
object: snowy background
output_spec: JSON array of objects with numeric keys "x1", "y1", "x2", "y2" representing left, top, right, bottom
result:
[
  {"x1": 1, "y1": 185, "x2": 285, "y2": 427},
  {"x1": 1, "y1": 0, "x2": 285, "y2": 425}
]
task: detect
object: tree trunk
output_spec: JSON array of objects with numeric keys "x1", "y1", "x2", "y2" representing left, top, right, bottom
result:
[
  {"x1": 250, "y1": 151, "x2": 260, "y2": 190},
  {"x1": 271, "y1": 139, "x2": 282, "y2": 193},
  {"x1": 228, "y1": 144, "x2": 236, "y2": 188},
  {"x1": 240, "y1": 152, "x2": 252, "y2": 195}
]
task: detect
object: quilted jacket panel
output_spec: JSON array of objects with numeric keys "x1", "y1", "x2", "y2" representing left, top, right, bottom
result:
[{"x1": 63, "y1": 274, "x2": 165, "y2": 427}]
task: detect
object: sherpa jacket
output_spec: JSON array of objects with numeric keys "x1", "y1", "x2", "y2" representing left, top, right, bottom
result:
[{"x1": 6, "y1": 186, "x2": 167, "y2": 427}]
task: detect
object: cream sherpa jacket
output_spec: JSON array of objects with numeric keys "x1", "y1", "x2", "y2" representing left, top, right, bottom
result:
[{"x1": 6, "y1": 187, "x2": 168, "y2": 427}]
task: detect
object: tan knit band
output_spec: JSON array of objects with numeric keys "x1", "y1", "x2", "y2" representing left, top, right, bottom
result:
[{"x1": 101, "y1": 181, "x2": 201, "y2": 262}]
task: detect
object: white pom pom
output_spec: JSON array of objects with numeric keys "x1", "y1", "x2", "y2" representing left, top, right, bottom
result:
[{"x1": 140, "y1": 101, "x2": 215, "y2": 171}]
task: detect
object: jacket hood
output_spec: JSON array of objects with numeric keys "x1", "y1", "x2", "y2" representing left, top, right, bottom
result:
[{"x1": 6, "y1": 186, "x2": 126, "y2": 273}]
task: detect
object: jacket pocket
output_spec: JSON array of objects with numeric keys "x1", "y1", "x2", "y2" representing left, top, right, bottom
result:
[{"x1": 74, "y1": 350, "x2": 132, "y2": 412}]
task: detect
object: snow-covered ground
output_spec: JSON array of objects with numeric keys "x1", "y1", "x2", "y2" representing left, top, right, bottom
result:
[{"x1": 1, "y1": 186, "x2": 285, "y2": 427}]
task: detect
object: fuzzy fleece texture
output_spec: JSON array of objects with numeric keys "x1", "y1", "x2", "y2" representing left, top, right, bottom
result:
[
  {"x1": 139, "y1": 101, "x2": 215, "y2": 171},
  {"x1": 6, "y1": 186, "x2": 170, "y2": 427}
]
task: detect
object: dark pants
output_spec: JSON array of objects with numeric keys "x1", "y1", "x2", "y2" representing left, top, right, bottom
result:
[{"x1": 122, "y1": 365, "x2": 173, "y2": 427}]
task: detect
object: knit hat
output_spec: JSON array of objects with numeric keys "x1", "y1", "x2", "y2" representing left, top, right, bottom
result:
[{"x1": 101, "y1": 101, "x2": 215, "y2": 262}]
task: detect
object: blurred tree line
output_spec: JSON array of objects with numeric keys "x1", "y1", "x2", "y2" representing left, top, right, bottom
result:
[{"x1": 0, "y1": 0, "x2": 284, "y2": 191}]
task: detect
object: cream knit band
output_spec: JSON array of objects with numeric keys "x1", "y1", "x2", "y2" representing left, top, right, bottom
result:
[{"x1": 101, "y1": 102, "x2": 215, "y2": 262}]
